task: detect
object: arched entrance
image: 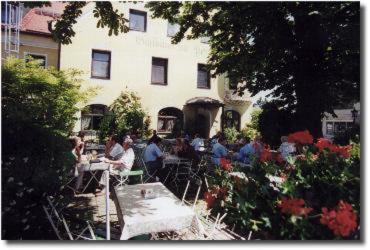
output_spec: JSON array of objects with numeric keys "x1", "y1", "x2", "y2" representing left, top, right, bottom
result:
[
  {"x1": 184, "y1": 97, "x2": 224, "y2": 139},
  {"x1": 157, "y1": 107, "x2": 184, "y2": 137}
]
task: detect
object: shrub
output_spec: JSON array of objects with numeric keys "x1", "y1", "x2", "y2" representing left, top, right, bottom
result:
[
  {"x1": 224, "y1": 127, "x2": 240, "y2": 143},
  {"x1": 99, "y1": 91, "x2": 151, "y2": 142},
  {"x1": 206, "y1": 130, "x2": 360, "y2": 240},
  {"x1": 2, "y1": 57, "x2": 92, "y2": 239},
  {"x1": 241, "y1": 109, "x2": 261, "y2": 140}
]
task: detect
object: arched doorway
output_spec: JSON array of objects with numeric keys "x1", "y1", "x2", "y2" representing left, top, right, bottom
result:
[
  {"x1": 157, "y1": 107, "x2": 184, "y2": 137},
  {"x1": 222, "y1": 110, "x2": 241, "y2": 131}
]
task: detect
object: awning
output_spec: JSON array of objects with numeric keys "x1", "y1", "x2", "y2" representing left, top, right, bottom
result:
[{"x1": 185, "y1": 97, "x2": 224, "y2": 107}]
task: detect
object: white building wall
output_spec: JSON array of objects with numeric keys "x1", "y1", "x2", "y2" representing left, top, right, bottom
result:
[{"x1": 60, "y1": 2, "x2": 255, "y2": 137}]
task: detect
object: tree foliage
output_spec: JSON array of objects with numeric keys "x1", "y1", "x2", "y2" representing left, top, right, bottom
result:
[
  {"x1": 146, "y1": 2, "x2": 360, "y2": 137},
  {"x1": 99, "y1": 90, "x2": 151, "y2": 142},
  {"x1": 1, "y1": 58, "x2": 91, "y2": 239}
]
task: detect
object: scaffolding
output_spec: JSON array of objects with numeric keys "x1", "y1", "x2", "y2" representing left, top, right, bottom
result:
[{"x1": 3, "y1": 1, "x2": 23, "y2": 57}]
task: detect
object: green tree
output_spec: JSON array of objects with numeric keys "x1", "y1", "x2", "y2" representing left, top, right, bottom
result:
[
  {"x1": 99, "y1": 90, "x2": 151, "y2": 142},
  {"x1": 146, "y1": 2, "x2": 360, "y2": 138},
  {"x1": 1, "y1": 57, "x2": 92, "y2": 239}
]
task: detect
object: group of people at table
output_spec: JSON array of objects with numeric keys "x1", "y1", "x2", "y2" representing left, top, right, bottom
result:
[
  {"x1": 209, "y1": 133, "x2": 295, "y2": 166},
  {"x1": 68, "y1": 130, "x2": 296, "y2": 195}
]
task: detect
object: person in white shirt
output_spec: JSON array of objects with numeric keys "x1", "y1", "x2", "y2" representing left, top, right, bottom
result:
[
  {"x1": 278, "y1": 136, "x2": 296, "y2": 160},
  {"x1": 191, "y1": 133, "x2": 205, "y2": 152},
  {"x1": 107, "y1": 135, "x2": 124, "y2": 160},
  {"x1": 95, "y1": 137, "x2": 135, "y2": 196},
  {"x1": 96, "y1": 135, "x2": 124, "y2": 161}
]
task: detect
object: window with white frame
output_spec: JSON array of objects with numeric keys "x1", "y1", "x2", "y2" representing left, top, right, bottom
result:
[
  {"x1": 91, "y1": 50, "x2": 111, "y2": 79},
  {"x1": 157, "y1": 116, "x2": 176, "y2": 133},
  {"x1": 151, "y1": 57, "x2": 168, "y2": 85},
  {"x1": 129, "y1": 9, "x2": 147, "y2": 32},
  {"x1": 81, "y1": 104, "x2": 108, "y2": 131},
  {"x1": 167, "y1": 22, "x2": 180, "y2": 37},
  {"x1": 197, "y1": 64, "x2": 210, "y2": 89}
]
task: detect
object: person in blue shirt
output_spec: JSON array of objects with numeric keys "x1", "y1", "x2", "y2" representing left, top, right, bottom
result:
[
  {"x1": 211, "y1": 136, "x2": 229, "y2": 165},
  {"x1": 236, "y1": 137, "x2": 254, "y2": 164},
  {"x1": 143, "y1": 137, "x2": 164, "y2": 181}
]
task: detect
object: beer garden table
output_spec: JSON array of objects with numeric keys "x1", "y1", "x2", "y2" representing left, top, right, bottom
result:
[{"x1": 114, "y1": 182, "x2": 200, "y2": 240}]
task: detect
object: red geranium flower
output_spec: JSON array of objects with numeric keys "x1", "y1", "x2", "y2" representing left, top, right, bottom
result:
[
  {"x1": 288, "y1": 130, "x2": 314, "y2": 145},
  {"x1": 315, "y1": 138, "x2": 333, "y2": 151},
  {"x1": 315, "y1": 138, "x2": 352, "y2": 159},
  {"x1": 220, "y1": 158, "x2": 232, "y2": 171},
  {"x1": 320, "y1": 200, "x2": 357, "y2": 237},
  {"x1": 260, "y1": 149, "x2": 272, "y2": 162},
  {"x1": 330, "y1": 145, "x2": 352, "y2": 159},
  {"x1": 278, "y1": 197, "x2": 313, "y2": 216},
  {"x1": 204, "y1": 191, "x2": 215, "y2": 209}
]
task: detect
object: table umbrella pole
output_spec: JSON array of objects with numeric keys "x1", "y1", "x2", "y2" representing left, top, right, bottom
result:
[{"x1": 105, "y1": 165, "x2": 110, "y2": 240}]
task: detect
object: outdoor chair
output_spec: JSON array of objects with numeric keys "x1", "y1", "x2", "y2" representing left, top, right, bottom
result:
[
  {"x1": 140, "y1": 158, "x2": 159, "y2": 183},
  {"x1": 171, "y1": 159, "x2": 193, "y2": 192},
  {"x1": 110, "y1": 168, "x2": 144, "y2": 189},
  {"x1": 64, "y1": 164, "x2": 103, "y2": 194},
  {"x1": 43, "y1": 196, "x2": 103, "y2": 240}
]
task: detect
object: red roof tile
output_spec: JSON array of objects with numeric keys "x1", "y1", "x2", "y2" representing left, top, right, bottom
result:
[{"x1": 21, "y1": 2, "x2": 66, "y2": 35}]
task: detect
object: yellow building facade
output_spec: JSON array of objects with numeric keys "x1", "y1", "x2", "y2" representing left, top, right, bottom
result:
[
  {"x1": 58, "y1": 2, "x2": 255, "y2": 138},
  {"x1": 1, "y1": 32, "x2": 59, "y2": 68}
]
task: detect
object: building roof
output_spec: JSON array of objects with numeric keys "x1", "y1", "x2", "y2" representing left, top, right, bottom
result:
[{"x1": 21, "y1": 2, "x2": 66, "y2": 35}]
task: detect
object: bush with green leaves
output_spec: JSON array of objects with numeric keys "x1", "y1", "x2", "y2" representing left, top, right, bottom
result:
[
  {"x1": 98, "y1": 91, "x2": 151, "y2": 143},
  {"x1": 224, "y1": 127, "x2": 240, "y2": 143},
  {"x1": 241, "y1": 109, "x2": 262, "y2": 140},
  {"x1": 1, "y1": 57, "x2": 91, "y2": 239}
]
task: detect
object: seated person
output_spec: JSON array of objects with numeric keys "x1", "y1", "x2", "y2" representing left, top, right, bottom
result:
[
  {"x1": 147, "y1": 130, "x2": 159, "y2": 145},
  {"x1": 171, "y1": 138, "x2": 184, "y2": 155},
  {"x1": 96, "y1": 135, "x2": 124, "y2": 161},
  {"x1": 89, "y1": 135, "x2": 123, "y2": 172},
  {"x1": 69, "y1": 136, "x2": 83, "y2": 191},
  {"x1": 235, "y1": 137, "x2": 254, "y2": 165},
  {"x1": 278, "y1": 136, "x2": 296, "y2": 160},
  {"x1": 251, "y1": 135, "x2": 263, "y2": 158},
  {"x1": 211, "y1": 136, "x2": 229, "y2": 166},
  {"x1": 143, "y1": 137, "x2": 164, "y2": 181},
  {"x1": 77, "y1": 131, "x2": 85, "y2": 154},
  {"x1": 191, "y1": 133, "x2": 205, "y2": 152},
  {"x1": 178, "y1": 139, "x2": 201, "y2": 167},
  {"x1": 95, "y1": 137, "x2": 135, "y2": 196}
]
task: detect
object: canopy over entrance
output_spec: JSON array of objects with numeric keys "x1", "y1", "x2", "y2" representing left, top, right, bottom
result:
[{"x1": 185, "y1": 97, "x2": 224, "y2": 108}]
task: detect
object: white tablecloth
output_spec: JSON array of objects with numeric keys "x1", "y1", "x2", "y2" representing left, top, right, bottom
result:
[{"x1": 114, "y1": 182, "x2": 199, "y2": 240}]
